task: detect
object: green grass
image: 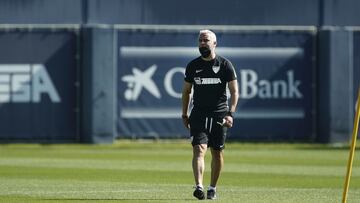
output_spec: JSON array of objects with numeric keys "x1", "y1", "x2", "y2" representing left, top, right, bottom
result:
[{"x1": 1, "y1": 140, "x2": 360, "y2": 202}]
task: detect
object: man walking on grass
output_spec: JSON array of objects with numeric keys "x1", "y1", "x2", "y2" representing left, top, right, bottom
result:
[{"x1": 181, "y1": 29, "x2": 239, "y2": 200}]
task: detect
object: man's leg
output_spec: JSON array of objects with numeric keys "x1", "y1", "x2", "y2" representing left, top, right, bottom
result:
[
  {"x1": 207, "y1": 148, "x2": 223, "y2": 199},
  {"x1": 207, "y1": 114, "x2": 227, "y2": 199},
  {"x1": 192, "y1": 144, "x2": 207, "y2": 187},
  {"x1": 192, "y1": 144, "x2": 207, "y2": 200},
  {"x1": 210, "y1": 148, "x2": 223, "y2": 187}
]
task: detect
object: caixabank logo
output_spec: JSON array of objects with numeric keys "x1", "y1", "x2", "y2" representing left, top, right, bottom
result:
[
  {"x1": 121, "y1": 65, "x2": 303, "y2": 100},
  {"x1": 120, "y1": 46, "x2": 305, "y2": 100},
  {"x1": 0, "y1": 64, "x2": 60, "y2": 103}
]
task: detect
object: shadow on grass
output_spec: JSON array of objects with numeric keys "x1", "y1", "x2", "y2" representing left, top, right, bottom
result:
[
  {"x1": 44, "y1": 198, "x2": 197, "y2": 201},
  {"x1": 294, "y1": 144, "x2": 360, "y2": 151},
  {"x1": 225, "y1": 140, "x2": 360, "y2": 151}
]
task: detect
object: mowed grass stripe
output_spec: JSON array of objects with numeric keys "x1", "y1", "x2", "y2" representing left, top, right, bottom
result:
[
  {"x1": 1, "y1": 143, "x2": 357, "y2": 166},
  {"x1": 1, "y1": 164, "x2": 359, "y2": 189},
  {"x1": 1, "y1": 178, "x2": 359, "y2": 203},
  {"x1": 0, "y1": 157, "x2": 359, "y2": 177},
  {"x1": 0, "y1": 166, "x2": 193, "y2": 184}
]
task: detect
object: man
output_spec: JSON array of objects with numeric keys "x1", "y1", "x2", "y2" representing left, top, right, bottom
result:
[{"x1": 181, "y1": 30, "x2": 239, "y2": 200}]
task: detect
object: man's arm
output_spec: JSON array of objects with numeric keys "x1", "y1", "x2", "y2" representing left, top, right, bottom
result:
[
  {"x1": 228, "y1": 80, "x2": 239, "y2": 113},
  {"x1": 182, "y1": 81, "x2": 193, "y2": 129},
  {"x1": 223, "y1": 80, "x2": 239, "y2": 128}
]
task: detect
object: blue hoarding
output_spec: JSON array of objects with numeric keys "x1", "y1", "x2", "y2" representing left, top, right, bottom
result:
[
  {"x1": 0, "y1": 29, "x2": 78, "y2": 141},
  {"x1": 117, "y1": 30, "x2": 315, "y2": 141},
  {"x1": 354, "y1": 31, "x2": 360, "y2": 103}
]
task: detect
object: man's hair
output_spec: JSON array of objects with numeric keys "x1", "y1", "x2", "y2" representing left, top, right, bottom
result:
[{"x1": 199, "y1": 30, "x2": 217, "y2": 42}]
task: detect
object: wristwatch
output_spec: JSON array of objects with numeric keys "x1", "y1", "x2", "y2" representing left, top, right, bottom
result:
[{"x1": 226, "y1": 111, "x2": 233, "y2": 118}]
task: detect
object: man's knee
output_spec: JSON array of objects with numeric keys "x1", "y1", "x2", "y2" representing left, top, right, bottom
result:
[
  {"x1": 211, "y1": 149, "x2": 223, "y2": 160},
  {"x1": 193, "y1": 144, "x2": 207, "y2": 157}
]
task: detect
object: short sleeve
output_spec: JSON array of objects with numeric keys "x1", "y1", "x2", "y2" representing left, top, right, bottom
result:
[
  {"x1": 225, "y1": 60, "x2": 237, "y2": 82},
  {"x1": 184, "y1": 63, "x2": 194, "y2": 83}
]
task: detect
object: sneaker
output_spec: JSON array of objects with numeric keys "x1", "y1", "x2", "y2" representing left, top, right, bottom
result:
[
  {"x1": 207, "y1": 189, "x2": 217, "y2": 200},
  {"x1": 193, "y1": 186, "x2": 205, "y2": 200}
]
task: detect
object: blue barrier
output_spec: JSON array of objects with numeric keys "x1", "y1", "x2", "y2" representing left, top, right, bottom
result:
[{"x1": 0, "y1": 29, "x2": 79, "y2": 141}]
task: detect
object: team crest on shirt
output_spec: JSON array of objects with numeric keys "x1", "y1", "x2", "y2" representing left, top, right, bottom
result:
[{"x1": 212, "y1": 66, "x2": 220, "y2": 74}]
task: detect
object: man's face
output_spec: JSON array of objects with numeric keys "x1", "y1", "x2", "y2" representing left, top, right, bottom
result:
[{"x1": 198, "y1": 33, "x2": 216, "y2": 50}]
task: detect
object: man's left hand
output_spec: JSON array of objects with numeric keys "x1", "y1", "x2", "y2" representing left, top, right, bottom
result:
[{"x1": 223, "y1": 116, "x2": 233, "y2": 128}]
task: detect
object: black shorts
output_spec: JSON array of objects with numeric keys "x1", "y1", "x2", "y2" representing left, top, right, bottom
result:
[{"x1": 189, "y1": 110, "x2": 228, "y2": 150}]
